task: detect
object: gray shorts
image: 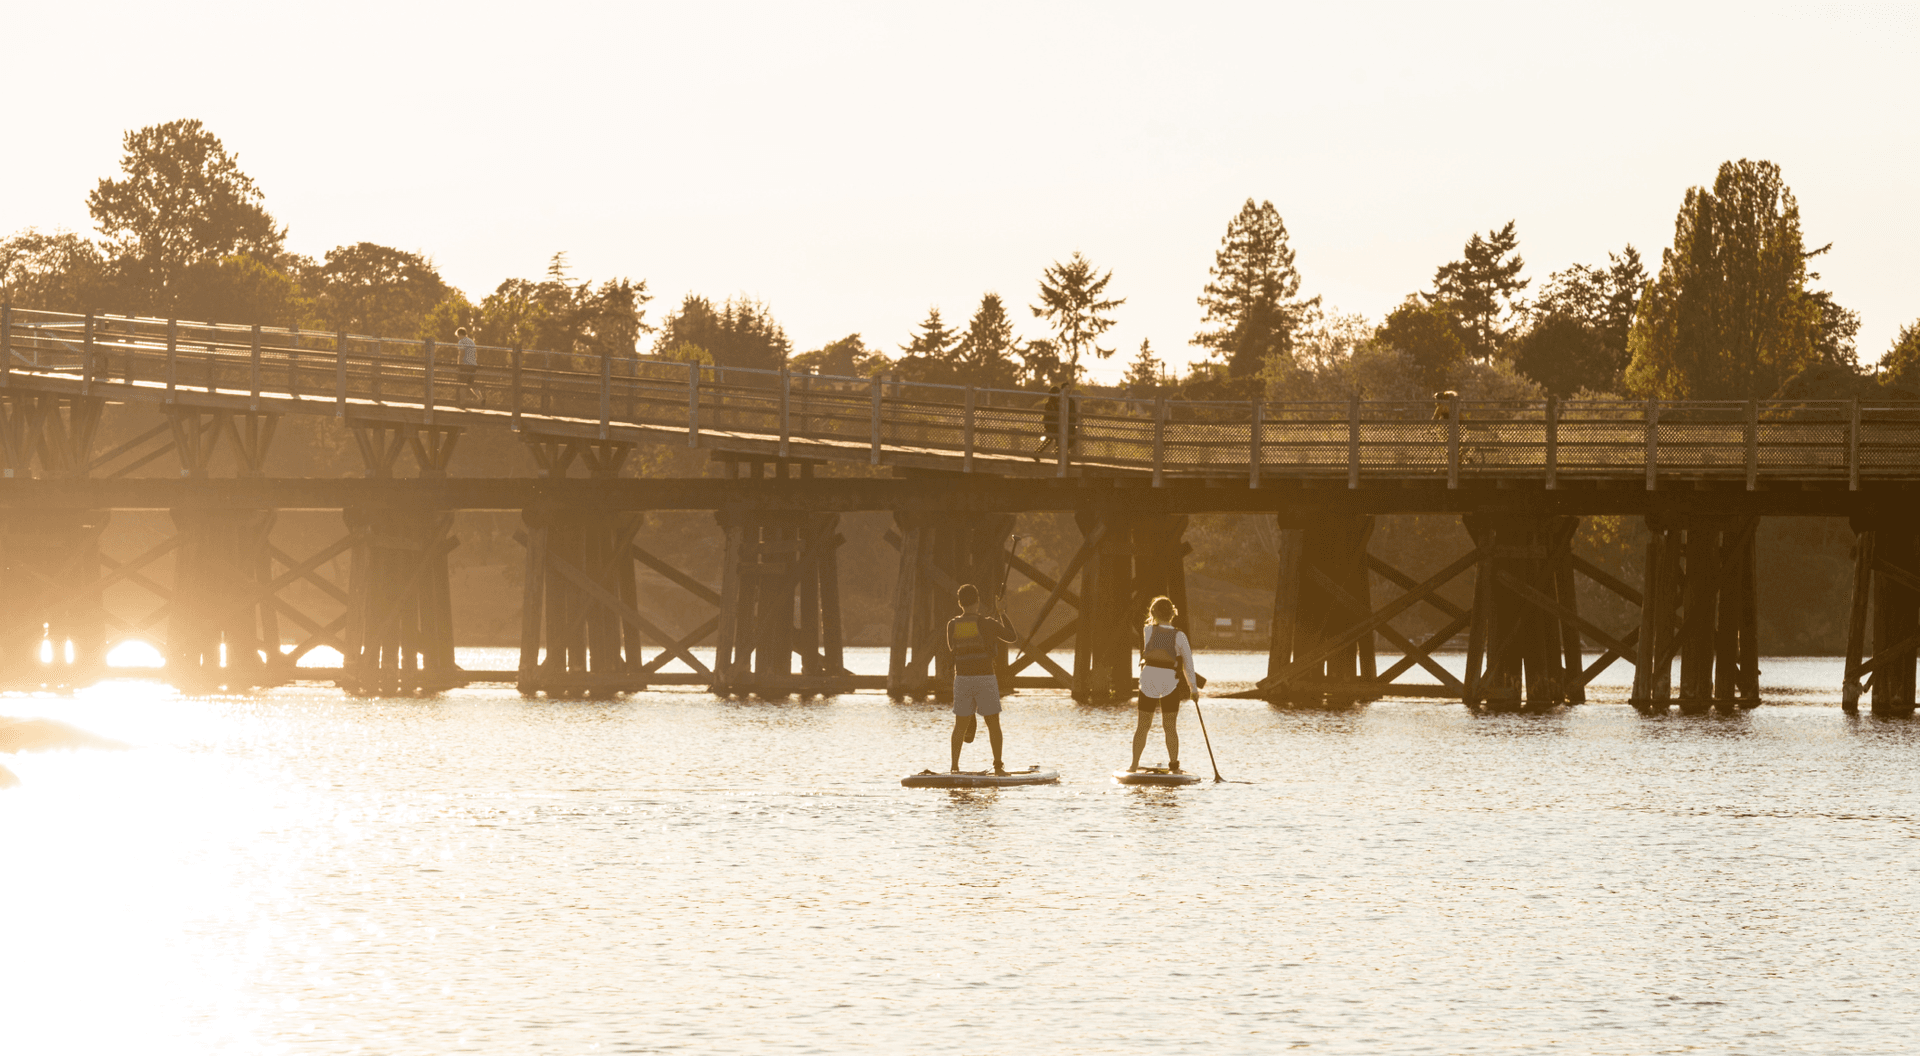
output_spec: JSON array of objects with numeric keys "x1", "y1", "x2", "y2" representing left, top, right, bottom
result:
[{"x1": 952, "y1": 674, "x2": 1002, "y2": 717}]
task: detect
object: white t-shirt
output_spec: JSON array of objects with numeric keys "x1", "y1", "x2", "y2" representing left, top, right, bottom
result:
[
  {"x1": 458, "y1": 336, "x2": 478, "y2": 366},
  {"x1": 1139, "y1": 623, "x2": 1196, "y2": 700}
]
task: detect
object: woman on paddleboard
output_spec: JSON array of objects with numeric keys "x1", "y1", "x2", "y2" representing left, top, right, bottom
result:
[
  {"x1": 948, "y1": 583, "x2": 1018, "y2": 774},
  {"x1": 1131, "y1": 596, "x2": 1204, "y2": 773}
]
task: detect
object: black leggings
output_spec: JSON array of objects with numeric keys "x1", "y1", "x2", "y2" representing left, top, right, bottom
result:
[{"x1": 1137, "y1": 694, "x2": 1180, "y2": 718}]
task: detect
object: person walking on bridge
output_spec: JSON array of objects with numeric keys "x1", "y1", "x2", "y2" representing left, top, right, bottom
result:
[
  {"x1": 947, "y1": 583, "x2": 1018, "y2": 774},
  {"x1": 456, "y1": 327, "x2": 481, "y2": 406},
  {"x1": 1131, "y1": 596, "x2": 1204, "y2": 773}
]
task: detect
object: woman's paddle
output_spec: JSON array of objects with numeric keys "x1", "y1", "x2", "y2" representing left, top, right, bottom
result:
[{"x1": 1191, "y1": 678, "x2": 1224, "y2": 783}]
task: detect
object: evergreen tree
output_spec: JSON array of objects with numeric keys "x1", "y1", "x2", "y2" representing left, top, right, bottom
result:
[
  {"x1": 652, "y1": 293, "x2": 788, "y2": 371},
  {"x1": 952, "y1": 293, "x2": 1023, "y2": 388},
  {"x1": 1623, "y1": 160, "x2": 1825, "y2": 399},
  {"x1": 87, "y1": 119, "x2": 285, "y2": 312},
  {"x1": 1195, "y1": 199, "x2": 1319, "y2": 378},
  {"x1": 1880, "y1": 320, "x2": 1920, "y2": 389},
  {"x1": 1123, "y1": 339, "x2": 1163, "y2": 391},
  {"x1": 895, "y1": 307, "x2": 960, "y2": 383},
  {"x1": 1032, "y1": 251, "x2": 1123, "y2": 383},
  {"x1": 1429, "y1": 221, "x2": 1528, "y2": 360},
  {"x1": 479, "y1": 253, "x2": 650, "y2": 366}
]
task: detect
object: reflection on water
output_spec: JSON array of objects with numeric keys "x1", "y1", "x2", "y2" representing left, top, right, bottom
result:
[{"x1": 1, "y1": 651, "x2": 1915, "y2": 1055}]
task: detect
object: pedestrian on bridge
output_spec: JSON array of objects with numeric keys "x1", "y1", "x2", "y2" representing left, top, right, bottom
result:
[
  {"x1": 947, "y1": 583, "x2": 1018, "y2": 774},
  {"x1": 456, "y1": 327, "x2": 481, "y2": 406},
  {"x1": 1131, "y1": 596, "x2": 1204, "y2": 774}
]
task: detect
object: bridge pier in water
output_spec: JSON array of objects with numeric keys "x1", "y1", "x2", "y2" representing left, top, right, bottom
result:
[
  {"x1": 714, "y1": 509, "x2": 849, "y2": 697},
  {"x1": 1842, "y1": 518, "x2": 1918, "y2": 718},
  {"x1": 1629, "y1": 514, "x2": 1760, "y2": 714},
  {"x1": 1066, "y1": 511, "x2": 1189, "y2": 703}
]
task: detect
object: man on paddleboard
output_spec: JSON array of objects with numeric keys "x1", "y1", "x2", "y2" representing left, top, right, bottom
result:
[{"x1": 947, "y1": 583, "x2": 1018, "y2": 774}]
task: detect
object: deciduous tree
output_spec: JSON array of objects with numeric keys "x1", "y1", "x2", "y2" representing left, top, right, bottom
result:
[
  {"x1": 87, "y1": 119, "x2": 285, "y2": 311},
  {"x1": 1195, "y1": 199, "x2": 1319, "y2": 378},
  {"x1": 310, "y1": 243, "x2": 453, "y2": 338},
  {"x1": 1511, "y1": 247, "x2": 1646, "y2": 395}
]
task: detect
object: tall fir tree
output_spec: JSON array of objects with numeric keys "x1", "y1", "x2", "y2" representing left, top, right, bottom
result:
[
  {"x1": 1032, "y1": 251, "x2": 1123, "y2": 383},
  {"x1": 1429, "y1": 221, "x2": 1528, "y2": 361},
  {"x1": 1623, "y1": 160, "x2": 1826, "y2": 399},
  {"x1": 953, "y1": 293, "x2": 1023, "y2": 388},
  {"x1": 1122, "y1": 339, "x2": 1163, "y2": 391},
  {"x1": 1195, "y1": 199, "x2": 1319, "y2": 378},
  {"x1": 896, "y1": 307, "x2": 960, "y2": 382}
]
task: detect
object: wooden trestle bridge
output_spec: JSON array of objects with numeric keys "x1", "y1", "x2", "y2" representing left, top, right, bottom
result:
[{"x1": 2, "y1": 306, "x2": 1918, "y2": 716}]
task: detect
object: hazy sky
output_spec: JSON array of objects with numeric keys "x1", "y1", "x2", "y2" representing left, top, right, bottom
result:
[{"x1": 7, "y1": 1, "x2": 1916, "y2": 381}]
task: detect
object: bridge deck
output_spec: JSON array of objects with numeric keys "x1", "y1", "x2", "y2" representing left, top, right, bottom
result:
[{"x1": 7, "y1": 306, "x2": 1919, "y2": 488}]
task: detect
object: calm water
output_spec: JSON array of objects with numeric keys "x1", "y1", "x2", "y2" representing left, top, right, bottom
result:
[{"x1": 2, "y1": 651, "x2": 1916, "y2": 1055}]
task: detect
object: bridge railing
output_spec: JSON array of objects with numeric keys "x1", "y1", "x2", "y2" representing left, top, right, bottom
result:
[{"x1": 5, "y1": 307, "x2": 1920, "y2": 483}]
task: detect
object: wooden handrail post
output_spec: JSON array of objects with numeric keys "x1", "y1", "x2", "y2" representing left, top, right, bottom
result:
[
  {"x1": 1057, "y1": 387, "x2": 1070, "y2": 477},
  {"x1": 1644, "y1": 398, "x2": 1658, "y2": 491},
  {"x1": 869, "y1": 374, "x2": 882, "y2": 465},
  {"x1": 334, "y1": 330, "x2": 349, "y2": 417},
  {"x1": 249, "y1": 323, "x2": 262, "y2": 410},
  {"x1": 963, "y1": 385, "x2": 976, "y2": 472},
  {"x1": 778, "y1": 366, "x2": 790, "y2": 456},
  {"x1": 1544, "y1": 395, "x2": 1558, "y2": 490},
  {"x1": 1248, "y1": 399, "x2": 1263, "y2": 488},
  {"x1": 1347, "y1": 394, "x2": 1361, "y2": 488},
  {"x1": 1152, "y1": 395, "x2": 1167, "y2": 486},
  {"x1": 424, "y1": 337, "x2": 436, "y2": 426},
  {"x1": 1745, "y1": 399, "x2": 1758, "y2": 491},
  {"x1": 1445, "y1": 394, "x2": 1460, "y2": 489},
  {"x1": 686, "y1": 360, "x2": 700, "y2": 446},
  {"x1": 0, "y1": 304, "x2": 10, "y2": 389},
  {"x1": 599, "y1": 348, "x2": 612, "y2": 439},
  {"x1": 165, "y1": 318, "x2": 177, "y2": 401},
  {"x1": 511, "y1": 344, "x2": 524, "y2": 431},
  {"x1": 288, "y1": 325, "x2": 301, "y2": 397},
  {"x1": 1849, "y1": 397, "x2": 1861, "y2": 491},
  {"x1": 83, "y1": 310, "x2": 95, "y2": 395},
  {"x1": 371, "y1": 339, "x2": 384, "y2": 405}
]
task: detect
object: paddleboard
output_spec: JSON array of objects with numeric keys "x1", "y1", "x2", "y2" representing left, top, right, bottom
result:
[
  {"x1": 902, "y1": 766, "x2": 1061, "y2": 788},
  {"x1": 1113, "y1": 767, "x2": 1201, "y2": 786}
]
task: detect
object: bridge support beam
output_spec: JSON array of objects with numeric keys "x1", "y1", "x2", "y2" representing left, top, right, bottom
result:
[
  {"x1": 514, "y1": 509, "x2": 653, "y2": 697},
  {"x1": 1069, "y1": 511, "x2": 1189, "y2": 703},
  {"x1": 1461, "y1": 514, "x2": 1586, "y2": 712},
  {"x1": 340, "y1": 508, "x2": 460, "y2": 695},
  {"x1": 1630, "y1": 514, "x2": 1759, "y2": 714},
  {"x1": 0, "y1": 510, "x2": 110, "y2": 686},
  {"x1": 1264, "y1": 513, "x2": 1377, "y2": 704},
  {"x1": 165, "y1": 508, "x2": 283, "y2": 689},
  {"x1": 885, "y1": 511, "x2": 1015, "y2": 698},
  {"x1": 712, "y1": 510, "x2": 848, "y2": 697},
  {"x1": 1842, "y1": 519, "x2": 1918, "y2": 717}
]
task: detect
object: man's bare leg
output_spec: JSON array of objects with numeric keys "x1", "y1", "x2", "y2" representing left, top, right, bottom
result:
[
  {"x1": 985, "y1": 714, "x2": 1006, "y2": 774},
  {"x1": 951, "y1": 715, "x2": 976, "y2": 771}
]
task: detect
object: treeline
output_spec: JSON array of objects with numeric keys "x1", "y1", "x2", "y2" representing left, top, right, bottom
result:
[{"x1": 6, "y1": 121, "x2": 1919, "y2": 408}]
